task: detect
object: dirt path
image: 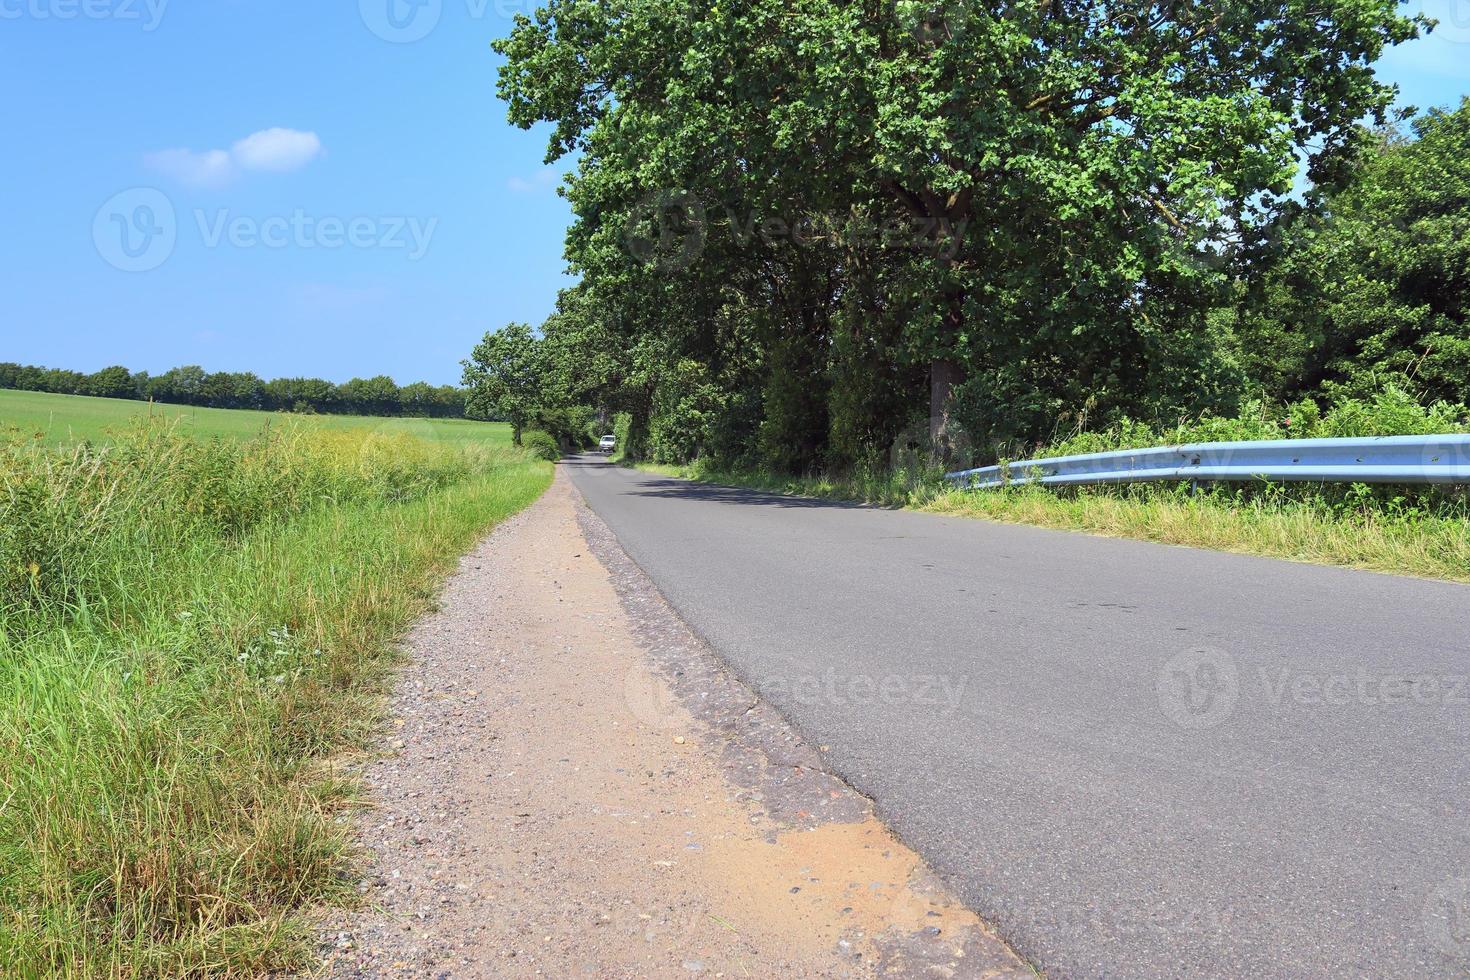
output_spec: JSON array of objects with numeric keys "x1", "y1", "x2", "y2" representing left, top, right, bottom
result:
[{"x1": 323, "y1": 470, "x2": 1032, "y2": 978}]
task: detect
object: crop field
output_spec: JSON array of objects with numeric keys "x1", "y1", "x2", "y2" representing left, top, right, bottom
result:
[
  {"x1": 0, "y1": 400, "x2": 548, "y2": 974},
  {"x1": 0, "y1": 388, "x2": 514, "y2": 448}
]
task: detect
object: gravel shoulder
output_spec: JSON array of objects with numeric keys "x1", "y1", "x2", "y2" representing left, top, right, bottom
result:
[{"x1": 319, "y1": 468, "x2": 1032, "y2": 978}]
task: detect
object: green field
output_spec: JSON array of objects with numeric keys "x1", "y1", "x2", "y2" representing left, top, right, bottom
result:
[
  {"x1": 1, "y1": 401, "x2": 547, "y2": 975},
  {"x1": 0, "y1": 388, "x2": 512, "y2": 448}
]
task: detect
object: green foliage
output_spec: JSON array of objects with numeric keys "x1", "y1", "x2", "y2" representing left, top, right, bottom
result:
[
  {"x1": 491, "y1": 0, "x2": 1422, "y2": 471},
  {"x1": 520, "y1": 429, "x2": 562, "y2": 461},
  {"x1": 646, "y1": 359, "x2": 727, "y2": 464},
  {"x1": 612, "y1": 411, "x2": 641, "y2": 460},
  {"x1": 461, "y1": 320, "x2": 608, "y2": 451},
  {"x1": 1040, "y1": 387, "x2": 1470, "y2": 460},
  {"x1": 0, "y1": 424, "x2": 509, "y2": 617},
  {"x1": 1241, "y1": 98, "x2": 1470, "y2": 402},
  {"x1": 462, "y1": 323, "x2": 543, "y2": 442},
  {"x1": 534, "y1": 404, "x2": 597, "y2": 450}
]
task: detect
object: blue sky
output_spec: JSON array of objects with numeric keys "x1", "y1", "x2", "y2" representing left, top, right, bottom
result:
[{"x1": 1, "y1": 1, "x2": 1467, "y2": 387}]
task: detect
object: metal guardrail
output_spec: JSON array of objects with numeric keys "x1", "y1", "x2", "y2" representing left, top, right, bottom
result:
[{"x1": 945, "y1": 435, "x2": 1470, "y2": 490}]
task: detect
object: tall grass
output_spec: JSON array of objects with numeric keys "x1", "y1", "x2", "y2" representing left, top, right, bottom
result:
[
  {"x1": 0, "y1": 422, "x2": 550, "y2": 976},
  {"x1": 924, "y1": 481, "x2": 1470, "y2": 583}
]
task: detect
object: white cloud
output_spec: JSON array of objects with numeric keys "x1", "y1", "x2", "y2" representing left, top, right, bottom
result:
[
  {"x1": 231, "y1": 128, "x2": 323, "y2": 173},
  {"x1": 145, "y1": 128, "x2": 323, "y2": 187},
  {"x1": 507, "y1": 168, "x2": 561, "y2": 194}
]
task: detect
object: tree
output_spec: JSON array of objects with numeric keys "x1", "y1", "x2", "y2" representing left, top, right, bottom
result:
[
  {"x1": 148, "y1": 365, "x2": 207, "y2": 405},
  {"x1": 0, "y1": 361, "x2": 465, "y2": 419},
  {"x1": 462, "y1": 323, "x2": 545, "y2": 444},
  {"x1": 496, "y1": 0, "x2": 1421, "y2": 462},
  {"x1": 1241, "y1": 98, "x2": 1470, "y2": 403},
  {"x1": 338, "y1": 375, "x2": 402, "y2": 416},
  {"x1": 400, "y1": 381, "x2": 437, "y2": 417},
  {"x1": 79, "y1": 366, "x2": 136, "y2": 400}
]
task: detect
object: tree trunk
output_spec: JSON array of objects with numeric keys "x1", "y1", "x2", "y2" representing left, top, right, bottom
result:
[
  {"x1": 512, "y1": 422, "x2": 523, "y2": 446},
  {"x1": 929, "y1": 357, "x2": 963, "y2": 466}
]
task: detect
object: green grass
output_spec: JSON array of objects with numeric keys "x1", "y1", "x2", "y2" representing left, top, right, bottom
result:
[
  {"x1": 0, "y1": 388, "x2": 512, "y2": 449},
  {"x1": 632, "y1": 459, "x2": 1470, "y2": 584},
  {"x1": 0, "y1": 420, "x2": 550, "y2": 976}
]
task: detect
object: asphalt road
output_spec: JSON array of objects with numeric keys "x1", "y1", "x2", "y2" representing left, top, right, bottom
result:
[{"x1": 565, "y1": 455, "x2": 1470, "y2": 978}]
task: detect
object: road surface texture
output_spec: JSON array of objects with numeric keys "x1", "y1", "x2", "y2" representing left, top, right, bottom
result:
[
  {"x1": 326, "y1": 471, "x2": 1029, "y2": 977},
  {"x1": 567, "y1": 454, "x2": 1470, "y2": 979}
]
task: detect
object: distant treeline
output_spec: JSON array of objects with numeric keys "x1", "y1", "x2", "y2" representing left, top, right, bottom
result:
[{"x1": 0, "y1": 362, "x2": 470, "y2": 419}]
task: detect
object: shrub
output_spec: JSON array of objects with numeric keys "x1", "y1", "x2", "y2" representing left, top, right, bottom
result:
[
  {"x1": 521, "y1": 430, "x2": 561, "y2": 461},
  {"x1": 1035, "y1": 386, "x2": 1469, "y2": 462}
]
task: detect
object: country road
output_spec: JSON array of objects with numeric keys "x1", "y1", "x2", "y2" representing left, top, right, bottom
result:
[{"x1": 566, "y1": 455, "x2": 1470, "y2": 978}]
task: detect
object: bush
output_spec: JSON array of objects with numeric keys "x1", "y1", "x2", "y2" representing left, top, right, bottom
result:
[
  {"x1": 521, "y1": 430, "x2": 562, "y2": 461},
  {"x1": 1036, "y1": 385, "x2": 1469, "y2": 462}
]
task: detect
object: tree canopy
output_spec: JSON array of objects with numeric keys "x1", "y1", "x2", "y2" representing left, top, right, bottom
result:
[
  {"x1": 1240, "y1": 98, "x2": 1470, "y2": 403},
  {"x1": 0, "y1": 361, "x2": 467, "y2": 419},
  {"x1": 480, "y1": 3, "x2": 1470, "y2": 472}
]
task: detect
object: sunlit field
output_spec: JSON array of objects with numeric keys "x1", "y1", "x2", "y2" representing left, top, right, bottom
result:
[{"x1": 0, "y1": 388, "x2": 513, "y2": 448}]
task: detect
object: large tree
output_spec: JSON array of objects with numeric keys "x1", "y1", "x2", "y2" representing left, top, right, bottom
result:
[{"x1": 497, "y1": 0, "x2": 1420, "y2": 462}]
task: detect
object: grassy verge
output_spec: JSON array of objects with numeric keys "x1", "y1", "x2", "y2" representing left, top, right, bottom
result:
[
  {"x1": 630, "y1": 459, "x2": 1470, "y2": 584},
  {"x1": 0, "y1": 423, "x2": 550, "y2": 975}
]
